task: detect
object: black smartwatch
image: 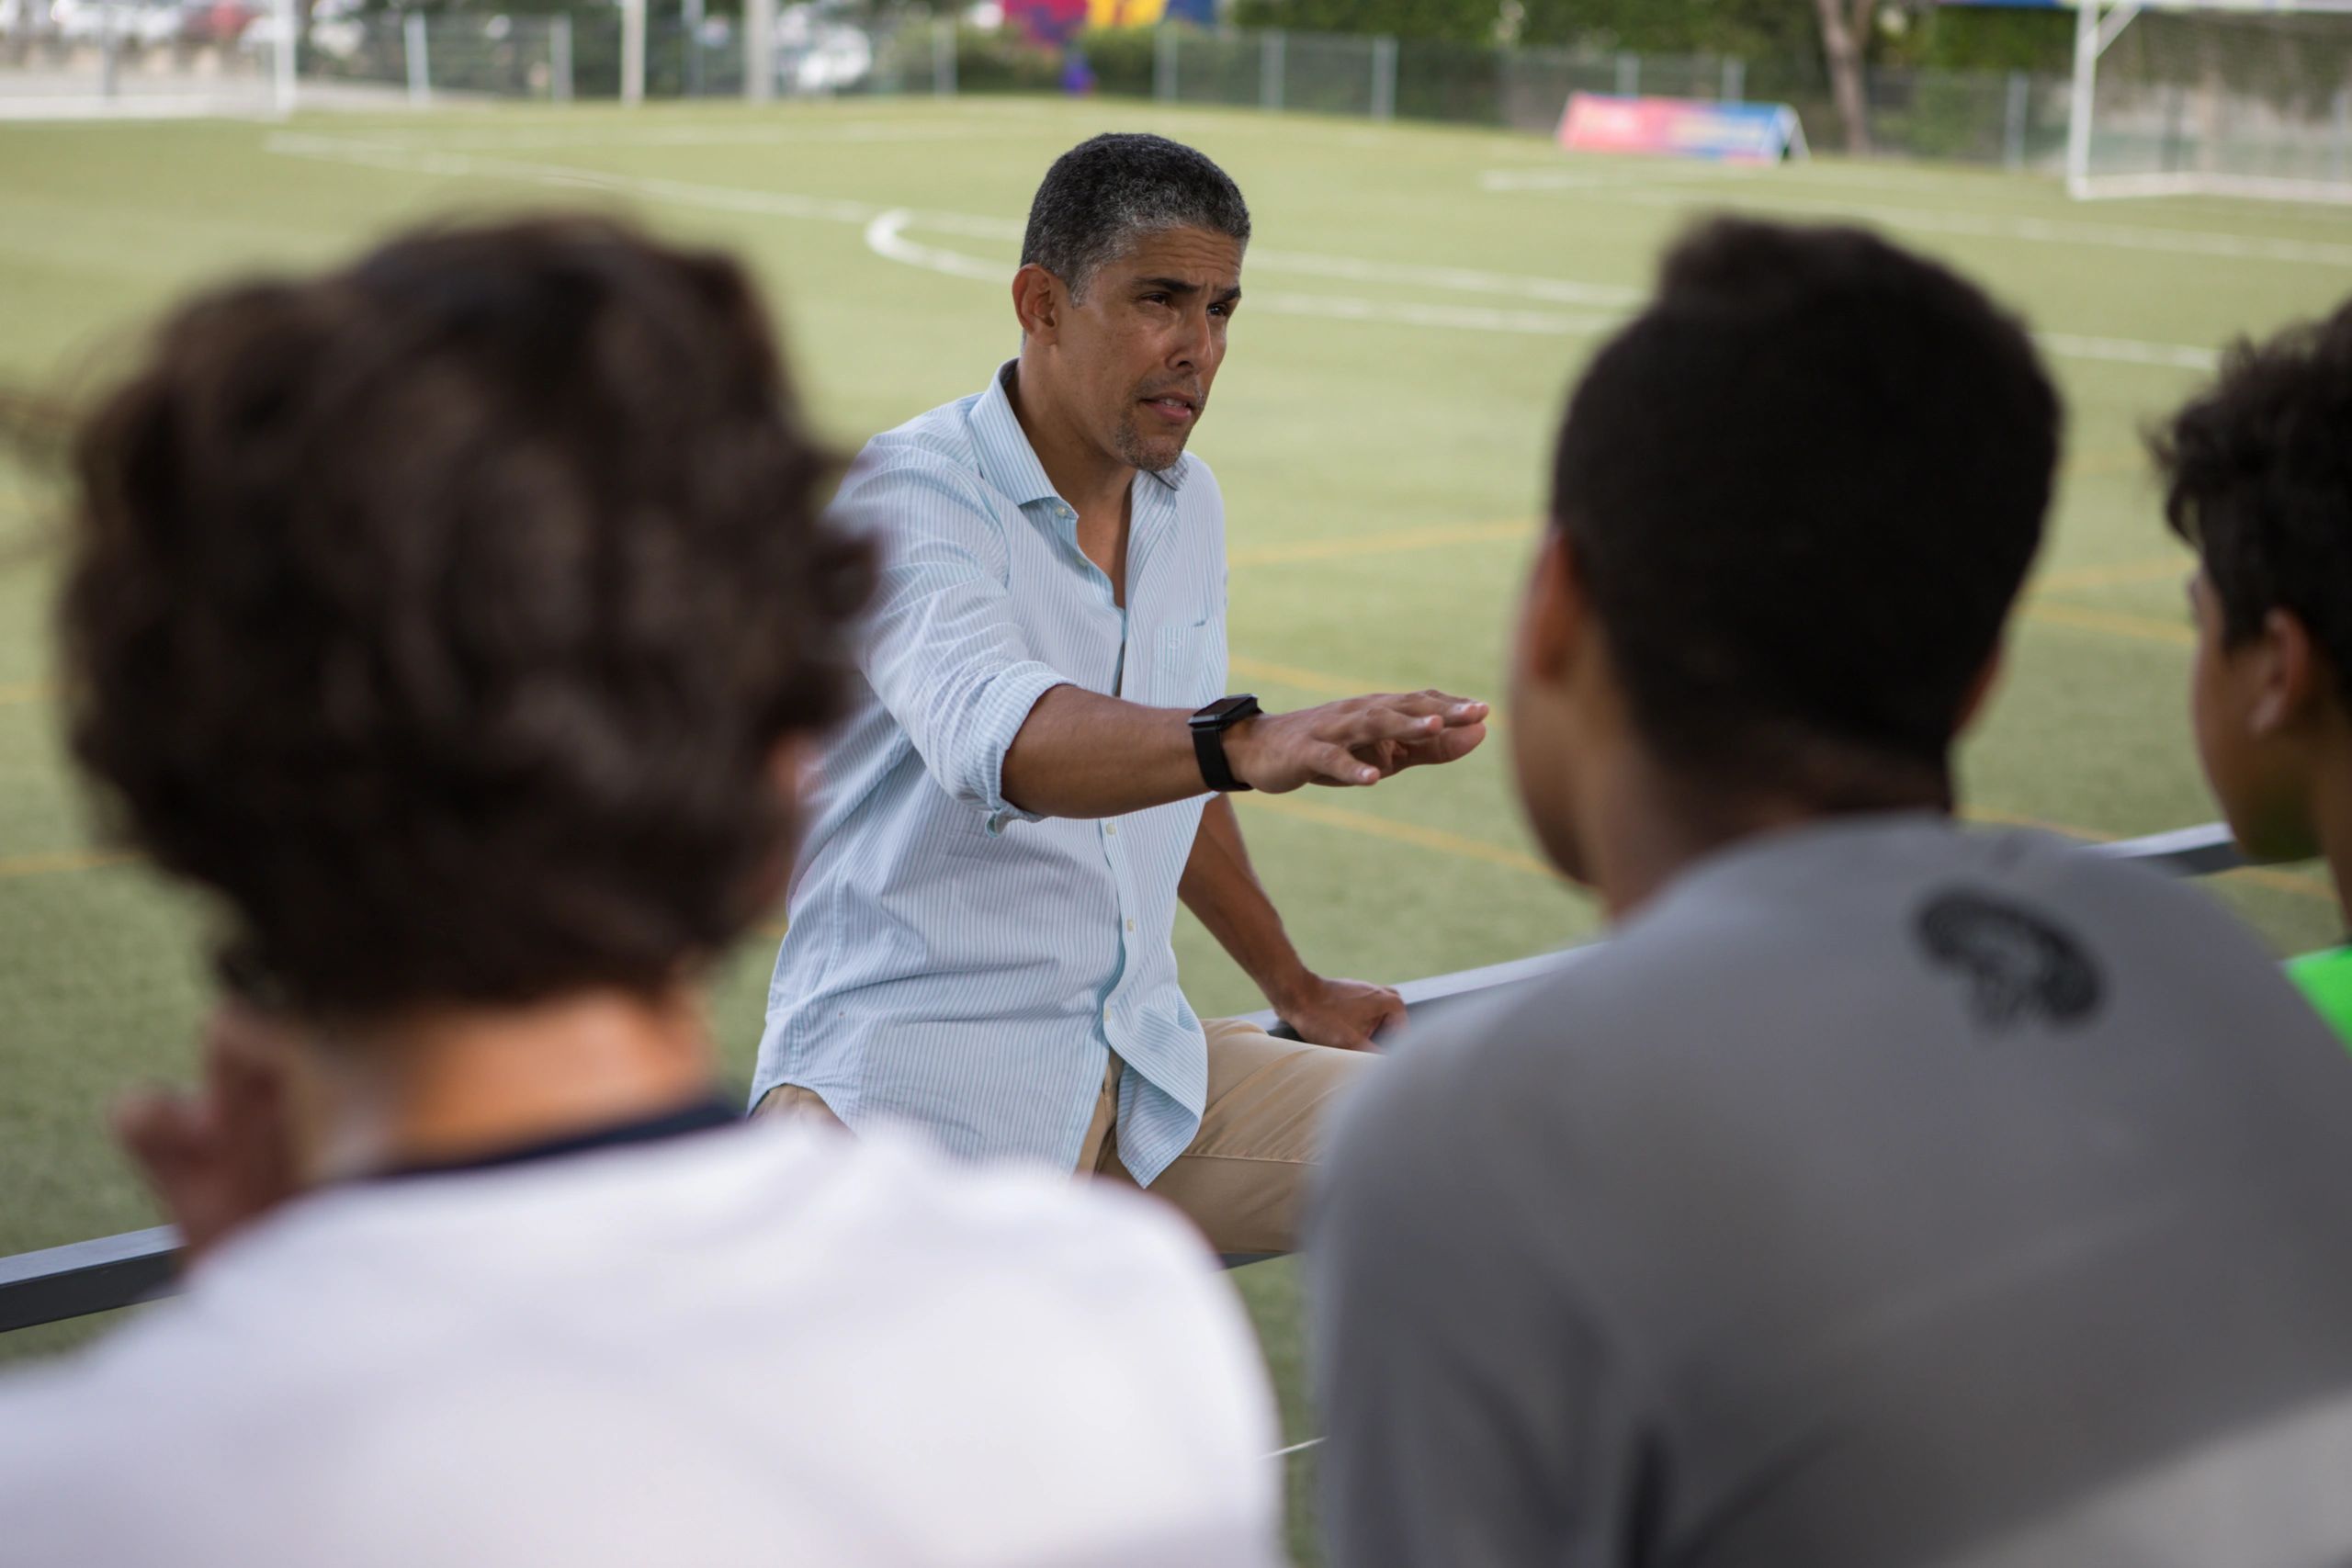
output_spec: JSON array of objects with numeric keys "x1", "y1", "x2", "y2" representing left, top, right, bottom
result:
[{"x1": 1189, "y1": 694, "x2": 1261, "y2": 793}]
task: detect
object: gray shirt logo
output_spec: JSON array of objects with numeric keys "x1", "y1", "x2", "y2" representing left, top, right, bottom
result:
[{"x1": 1917, "y1": 889, "x2": 2104, "y2": 1032}]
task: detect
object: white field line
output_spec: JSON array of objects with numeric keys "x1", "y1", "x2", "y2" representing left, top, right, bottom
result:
[
  {"x1": 1480, "y1": 163, "x2": 1756, "y2": 194},
  {"x1": 1248, "y1": 288, "x2": 1623, "y2": 336},
  {"x1": 887, "y1": 209, "x2": 1645, "y2": 309},
  {"x1": 2036, "y1": 332, "x2": 2219, "y2": 371},
  {"x1": 0, "y1": 95, "x2": 278, "y2": 121},
  {"x1": 1499, "y1": 176, "x2": 2352, "y2": 267},
  {"x1": 262, "y1": 132, "x2": 2227, "y2": 368},
  {"x1": 1251, "y1": 248, "x2": 1641, "y2": 309},
  {"x1": 266, "y1": 131, "x2": 882, "y2": 223},
  {"x1": 866, "y1": 209, "x2": 1621, "y2": 337},
  {"x1": 1269, "y1": 1437, "x2": 1326, "y2": 1461},
  {"x1": 861, "y1": 209, "x2": 1004, "y2": 283},
  {"x1": 1482, "y1": 160, "x2": 2056, "y2": 197},
  {"x1": 870, "y1": 210, "x2": 2216, "y2": 365},
  {"x1": 309, "y1": 120, "x2": 1043, "y2": 152}
]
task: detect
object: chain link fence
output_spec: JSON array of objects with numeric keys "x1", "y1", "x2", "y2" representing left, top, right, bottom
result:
[
  {"x1": 1011, "y1": 25, "x2": 2078, "y2": 170},
  {"x1": 0, "y1": 7, "x2": 571, "y2": 113},
  {"x1": 0, "y1": 4, "x2": 2079, "y2": 174}
]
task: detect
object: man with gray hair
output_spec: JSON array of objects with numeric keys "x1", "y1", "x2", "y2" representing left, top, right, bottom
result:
[{"x1": 752, "y1": 133, "x2": 1487, "y2": 1254}]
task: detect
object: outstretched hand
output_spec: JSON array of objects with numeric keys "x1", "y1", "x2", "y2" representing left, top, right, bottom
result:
[
  {"x1": 115, "y1": 1003, "x2": 311, "y2": 1269},
  {"x1": 1225, "y1": 690, "x2": 1488, "y2": 795}
]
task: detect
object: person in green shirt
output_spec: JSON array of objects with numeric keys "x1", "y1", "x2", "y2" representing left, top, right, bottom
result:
[{"x1": 2153, "y1": 295, "x2": 2352, "y2": 1043}]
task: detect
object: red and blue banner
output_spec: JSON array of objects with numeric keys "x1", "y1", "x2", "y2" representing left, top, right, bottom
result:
[{"x1": 1557, "y1": 94, "x2": 1810, "y2": 164}]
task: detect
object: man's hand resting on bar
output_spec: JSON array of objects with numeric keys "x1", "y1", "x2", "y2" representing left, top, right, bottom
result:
[
  {"x1": 1272, "y1": 974, "x2": 1408, "y2": 1053},
  {"x1": 1226, "y1": 690, "x2": 1488, "y2": 794}
]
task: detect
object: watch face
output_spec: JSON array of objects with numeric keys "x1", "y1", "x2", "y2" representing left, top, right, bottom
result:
[{"x1": 1193, "y1": 694, "x2": 1257, "y2": 728}]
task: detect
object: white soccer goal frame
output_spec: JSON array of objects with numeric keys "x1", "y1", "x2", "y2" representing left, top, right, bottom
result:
[{"x1": 2066, "y1": 0, "x2": 2352, "y2": 201}]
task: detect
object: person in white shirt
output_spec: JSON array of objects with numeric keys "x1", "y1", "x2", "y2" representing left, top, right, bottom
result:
[{"x1": 0, "y1": 217, "x2": 1283, "y2": 1568}]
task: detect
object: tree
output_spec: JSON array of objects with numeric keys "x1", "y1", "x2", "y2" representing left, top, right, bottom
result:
[{"x1": 1812, "y1": 0, "x2": 1872, "y2": 152}]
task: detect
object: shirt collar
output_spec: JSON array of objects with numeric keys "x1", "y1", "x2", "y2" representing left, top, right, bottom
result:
[
  {"x1": 366, "y1": 1094, "x2": 739, "y2": 1183},
  {"x1": 972, "y1": 360, "x2": 1193, "y2": 506}
]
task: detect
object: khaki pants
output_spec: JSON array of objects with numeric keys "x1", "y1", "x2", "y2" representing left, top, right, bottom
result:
[{"x1": 754, "y1": 1017, "x2": 1373, "y2": 1256}]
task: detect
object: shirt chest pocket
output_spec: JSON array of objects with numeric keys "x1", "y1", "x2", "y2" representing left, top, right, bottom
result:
[{"x1": 1153, "y1": 612, "x2": 1227, "y2": 712}]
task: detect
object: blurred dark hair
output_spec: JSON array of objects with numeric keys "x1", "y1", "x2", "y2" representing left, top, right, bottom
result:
[
  {"x1": 2152, "y1": 299, "x2": 2352, "y2": 687},
  {"x1": 1549, "y1": 218, "x2": 2061, "y2": 802},
  {"x1": 1021, "y1": 132, "x2": 1250, "y2": 299},
  {"x1": 61, "y1": 216, "x2": 873, "y2": 1021}
]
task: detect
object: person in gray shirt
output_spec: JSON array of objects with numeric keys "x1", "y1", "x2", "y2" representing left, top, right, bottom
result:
[{"x1": 1308, "y1": 220, "x2": 2352, "y2": 1568}]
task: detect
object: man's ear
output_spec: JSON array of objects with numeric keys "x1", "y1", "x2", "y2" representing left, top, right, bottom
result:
[
  {"x1": 2249, "y1": 606, "x2": 2324, "y2": 738},
  {"x1": 1954, "y1": 644, "x2": 2006, "y2": 737},
  {"x1": 1518, "y1": 529, "x2": 1583, "y2": 686},
  {"x1": 1012, "y1": 264, "x2": 1062, "y2": 343}
]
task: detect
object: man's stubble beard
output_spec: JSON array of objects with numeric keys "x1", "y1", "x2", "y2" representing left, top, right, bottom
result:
[{"x1": 1113, "y1": 407, "x2": 1190, "y2": 475}]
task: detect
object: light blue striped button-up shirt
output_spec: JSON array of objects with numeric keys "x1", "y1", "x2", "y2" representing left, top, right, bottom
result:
[{"x1": 753, "y1": 362, "x2": 1227, "y2": 1185}]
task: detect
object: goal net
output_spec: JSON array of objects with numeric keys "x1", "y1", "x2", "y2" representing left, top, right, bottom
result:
[{"x1": 2068, "y1": 0, "x2": 2352, "y2": 202}]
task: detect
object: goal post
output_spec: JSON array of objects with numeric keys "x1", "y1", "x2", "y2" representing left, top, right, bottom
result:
[{"x1": 2062, "y1": 0, "x2": 2352, "y2": 202}]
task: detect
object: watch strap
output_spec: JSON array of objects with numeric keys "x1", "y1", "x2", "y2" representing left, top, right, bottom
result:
[
  {"x1": 1193, "y1": 721, "x2": 1248, "y2": 792},
  {"x1": 1189, "y1": 695, "x2": 1261, "y2": 793}
]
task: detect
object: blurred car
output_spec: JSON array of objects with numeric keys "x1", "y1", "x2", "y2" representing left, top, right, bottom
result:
[
  {"x1": 774, "y1": 4, "x2": 870, "y2": 93},
  {"x1": 175, "y1": 0, "x2": 256, "y2": 45}
]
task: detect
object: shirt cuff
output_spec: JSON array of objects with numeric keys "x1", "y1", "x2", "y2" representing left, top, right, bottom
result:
[{"x1": 971, "y1": 661, "x2": 1069, "y2": 831}]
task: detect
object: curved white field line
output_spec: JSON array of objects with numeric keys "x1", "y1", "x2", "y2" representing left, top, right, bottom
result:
[
  {"x1": 1487, "y1": 169, "x2": 2352, "y2": 268},
  {"x1": 326, "y1": 121, "x2": 1047, "y2": 153},
  {"x1": 886, "y1": 208, "x2": 1645, "y2": 307},
  {"x1": 864, "y1": 209, "x2": 2216, "y2": 365},
  {"x1": 863, "y1": 209, "x2": 1623, "y2": 337},
  {"x1": 862, "y1": 208, "x2": 1007, "y2": 284},
  {"x1": 262, "y1": 133, "x2": 2222, "y2": 367}
]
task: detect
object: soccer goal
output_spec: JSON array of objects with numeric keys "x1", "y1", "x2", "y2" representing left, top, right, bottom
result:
[{"x1": 2066, "y1": 0, "x2": 2352, "y2": 201}]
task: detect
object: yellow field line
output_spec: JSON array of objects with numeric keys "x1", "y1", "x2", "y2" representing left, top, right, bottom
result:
[
  {"x1": 1227, "y1": 655, "x2": 2336, "y2": 907},
  {"x1": 1227, "y1": 655, "x2": 1373, "y2": 697},
  {"x1": 1241, "y1": 785, "x2": 2336, "y2": 908},
  {"x1": 0, "y1": 847, "x2": 130, "y2": 880},
  {"x1": 1235, "y1": 792, "x2": 1559, "y2": 881},
  {"x1": 2064, "y1": 446, "x2": 2153, "y2": 481},
  {"x1": 2035, "y1": 556, "x2": 2188, "y2": 593},
  {"x1": 1227, "y1": 519, "x2": 1532, "y2": 569},
  {"x1": 2022, "y1": 599, "x2": 2195, "y2": 648}
]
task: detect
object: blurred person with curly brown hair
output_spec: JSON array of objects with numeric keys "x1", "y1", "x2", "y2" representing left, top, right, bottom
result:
[{"x1": 0, "y1": 217, "x2": 1282, "y2": 1568}]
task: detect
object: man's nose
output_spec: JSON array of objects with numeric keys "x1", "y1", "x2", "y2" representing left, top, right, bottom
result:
[{"x1": 1168, "y1": 308, "x2": 1215, "y2": 370}]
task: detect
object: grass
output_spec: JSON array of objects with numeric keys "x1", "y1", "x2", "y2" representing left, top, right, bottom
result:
[{"x1": 4, "y1": 95, "x2": 2351, "y2": 1564}]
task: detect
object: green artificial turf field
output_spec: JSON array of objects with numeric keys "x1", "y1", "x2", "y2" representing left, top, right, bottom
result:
[{"x1": 4, "y1": 94, "x2": 2351, "y2": 1562}]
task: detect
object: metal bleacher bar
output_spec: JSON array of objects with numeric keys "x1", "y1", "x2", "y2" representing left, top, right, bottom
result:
[{"x1": 0, "y1": 820, "x2": 2258, "y2": 1337}]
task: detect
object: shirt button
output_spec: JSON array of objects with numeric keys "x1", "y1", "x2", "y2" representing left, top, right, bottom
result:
[
  {"x1": 1126, "y1": 919, "x2": 1136, "y2": 932},
  {"x1": 1105, "y1": 823, "x2": 1117, "y2": 836}
]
